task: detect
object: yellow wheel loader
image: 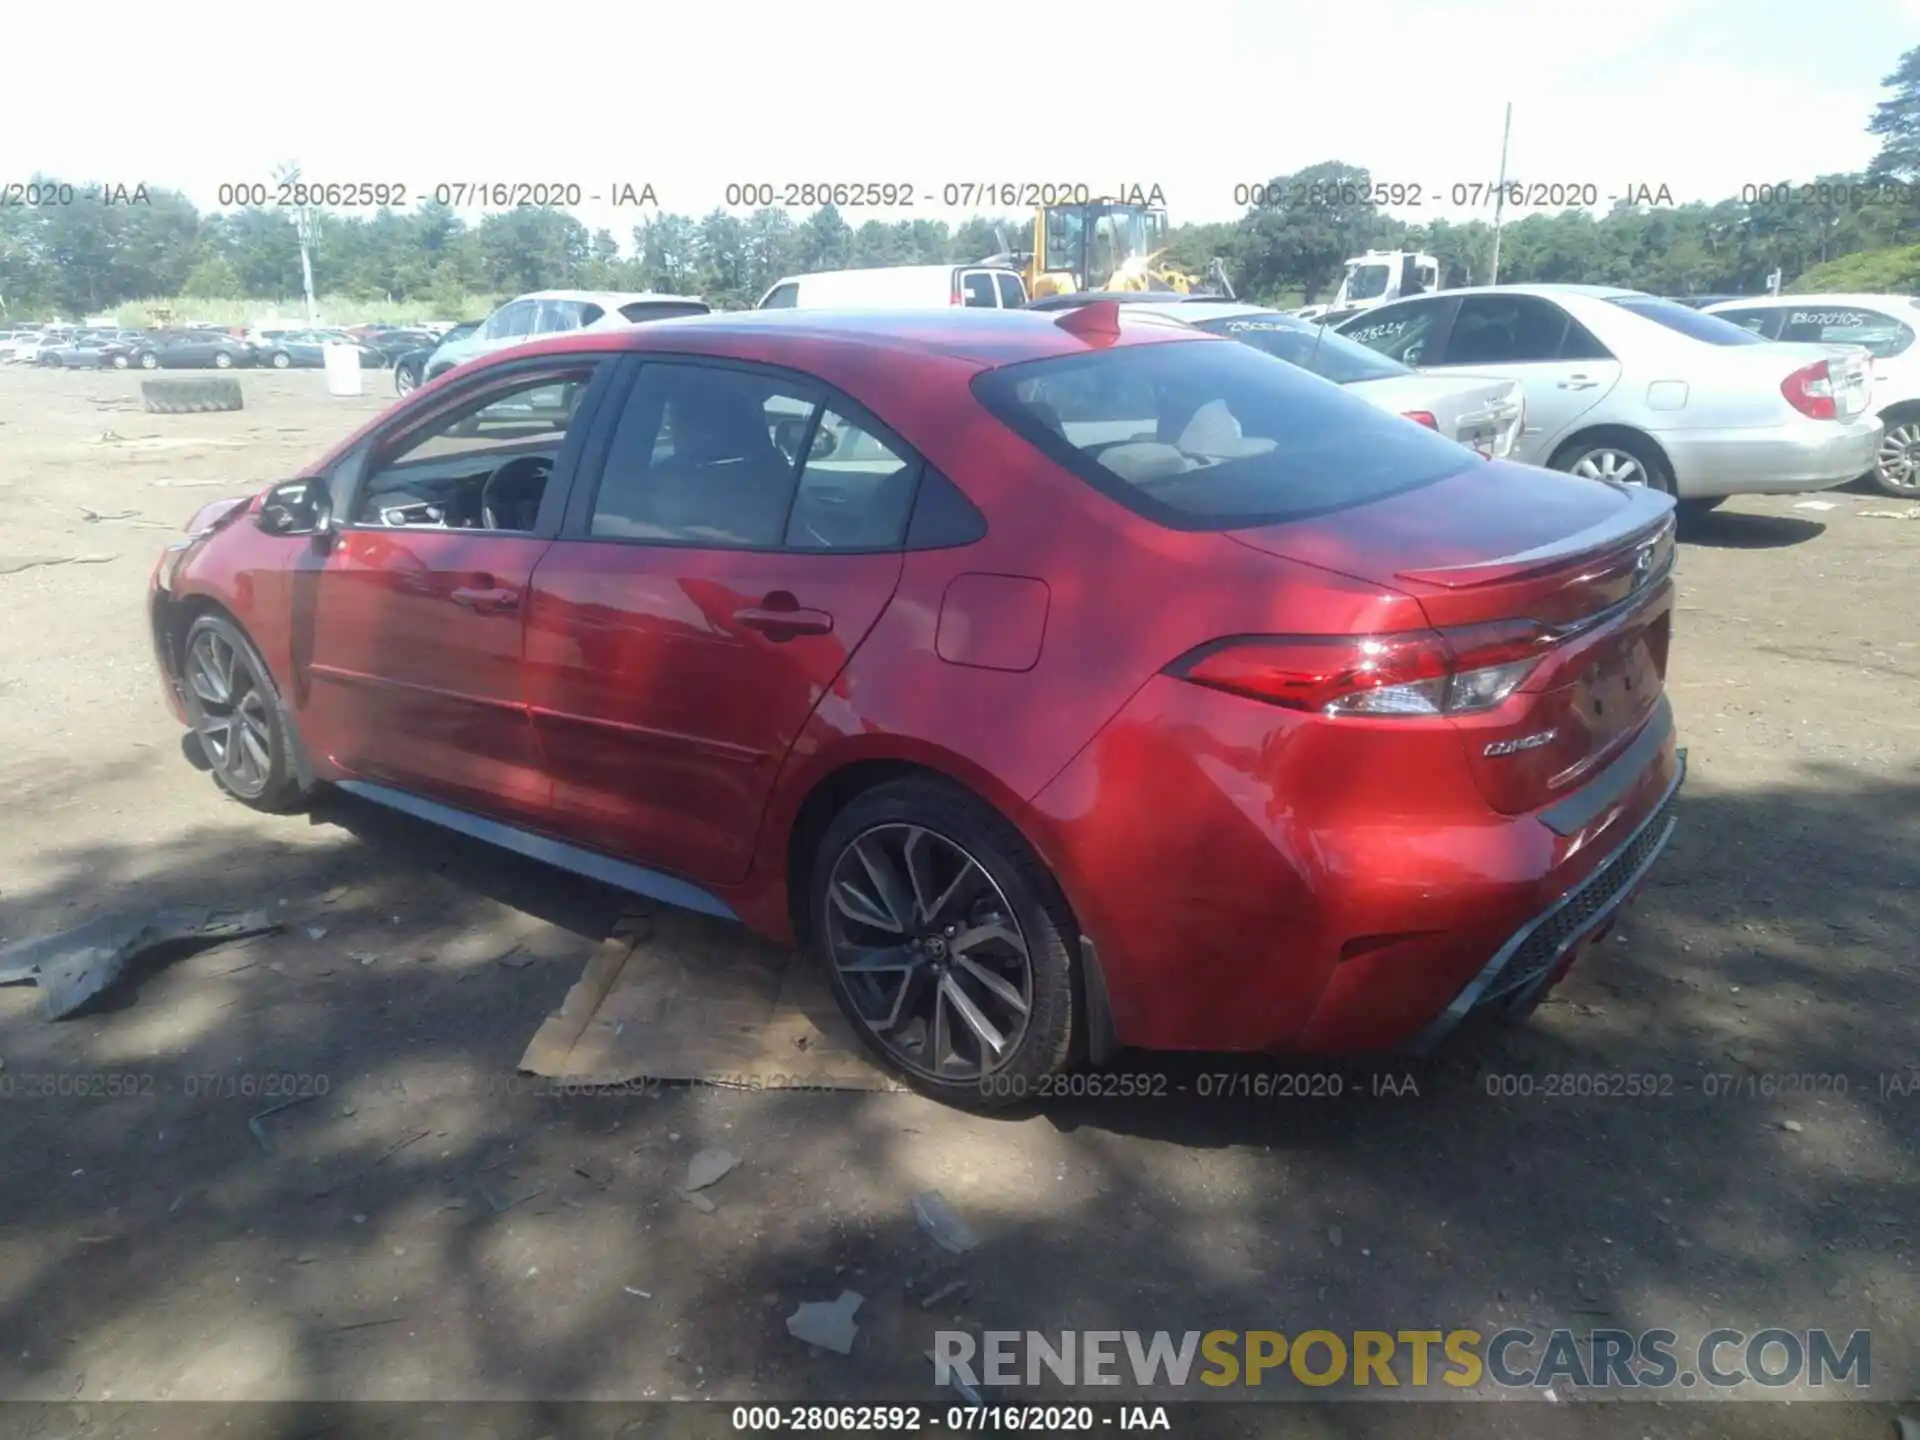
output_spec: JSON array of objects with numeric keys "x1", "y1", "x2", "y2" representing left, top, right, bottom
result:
[{"x1": 981, "y1": 198, "x2": 1234, "y2": 301}]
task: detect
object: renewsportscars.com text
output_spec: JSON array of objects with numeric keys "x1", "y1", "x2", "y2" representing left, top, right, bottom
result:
[{"x1": 933, "y1": 1328, "x2": 1872, "y2": 1393}]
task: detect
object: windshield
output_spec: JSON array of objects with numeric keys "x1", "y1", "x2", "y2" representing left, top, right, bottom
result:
[
  {"x1": 971, "y1": 337, "x2": 1474, "y2": 531},
  {"x1": 1194, "y1": 313, "x2": 1411, "y2": 384},
  {"x1": 1345, "y1": 264, "x2": 1391, "y2": 301},
  {"x1": 1607, "y1": 296, "x2": 1766, "y2": 346}
]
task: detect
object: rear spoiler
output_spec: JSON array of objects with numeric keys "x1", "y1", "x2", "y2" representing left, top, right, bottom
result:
[{"x1": 1396, "y1": 487, "x2": 1676, "y2": 589}]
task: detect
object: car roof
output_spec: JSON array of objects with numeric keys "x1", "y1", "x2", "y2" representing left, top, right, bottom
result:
[
  {"x1": 509, "y1": 289, "x2": 705, "y2": 306},
  {"x1": 1702, "y1": 292, "x2": 1919, "y2": 309},
  {"x1": 468, "y1": 306, "x2": 1218, "y2": 371}
]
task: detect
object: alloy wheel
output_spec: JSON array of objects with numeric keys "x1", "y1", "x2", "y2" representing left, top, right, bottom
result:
[
  {"x1": 823, "y1": 824, "x2": 1034, "y2": 1082},
  {"x1": 214, "y1": 352, "x2": 232, "y2": 369},
  {"x1": 1875, "y1": 421, "x2": 1920, "y2": 495},
  {"x1": 185, "y1": 627, "x2": 276, "y2": 799},
  {"x1": 1569, "y1": 448, "x2": 1646, "y2": 486}
]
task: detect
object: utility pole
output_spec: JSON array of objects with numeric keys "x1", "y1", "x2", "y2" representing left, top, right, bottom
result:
[
  {"x1": 273, "y1": 160, "x2": 319, "y2": 325},
  {"x1": 1488, "y1": 103, "x2": 1513, "y2": 286}
]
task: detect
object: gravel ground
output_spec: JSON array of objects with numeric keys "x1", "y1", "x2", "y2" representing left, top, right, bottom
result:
[{"x1": 0, "y1": 365, "x2": 1913, "y2": 1436}]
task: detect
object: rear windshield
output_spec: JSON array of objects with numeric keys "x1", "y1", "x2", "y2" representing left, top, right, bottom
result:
[
  {"x1": 1607, "y1": 296, "x2": 1766, "y2": 346},
  {"x1": 971, "y1": 336, "x2": 1476, "y2": 530},
  {"x1": 619, "y1": 301, "x2": 711, "y2": 323},
  {"x1": 1193, "y1": 313, "x2": 1411, "y2": 384}
]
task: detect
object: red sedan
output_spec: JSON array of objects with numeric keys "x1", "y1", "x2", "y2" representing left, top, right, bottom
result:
[{"x1": 147, "y1": 304, "x2": 1684, "y2": 1105}]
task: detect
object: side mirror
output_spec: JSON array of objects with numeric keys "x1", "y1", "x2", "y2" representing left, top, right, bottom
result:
[{"x1": 256, "y1": 478, "x2": 332, "y2": 538}]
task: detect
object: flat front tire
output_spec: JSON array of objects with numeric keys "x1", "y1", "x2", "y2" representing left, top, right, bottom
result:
[{"x1": 811, "y1": 778, "x2": 1076, "y2": 1108}]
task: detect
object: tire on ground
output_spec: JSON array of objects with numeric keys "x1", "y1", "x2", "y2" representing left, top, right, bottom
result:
[
  {"x1": 809, "y1": 776, "x2": 1079, "y2": 1109},
  {"x1": 141, "y1": 378, "x2": 244, "y2": 414}
]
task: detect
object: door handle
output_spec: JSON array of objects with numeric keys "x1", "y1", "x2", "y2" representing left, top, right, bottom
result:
[
  {"x1": 1558, "y1": 375, "x2": 1599, "y2": 390},
  {"x1": 450, "y1": 585, "x2": 520, "y2": 614},
  {"x1": 735, "y1": 605, "x2": 833, "y2": 640}
]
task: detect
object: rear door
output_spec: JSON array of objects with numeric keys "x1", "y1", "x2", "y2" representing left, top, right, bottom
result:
[
  {"x1": 1428, "y1": 294, "x2": 1621, "y2": 464},
  {"x1": 524, "y1": 357, "x2": 913, "y2": 886},
  {"x1": 297, "y1": 353, "x2": 614, "y2": 826}
]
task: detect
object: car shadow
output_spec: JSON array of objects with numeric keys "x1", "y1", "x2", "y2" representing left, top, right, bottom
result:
[{"x1": 1679, "y1": 511, "x2": 1825, "y2": 549}]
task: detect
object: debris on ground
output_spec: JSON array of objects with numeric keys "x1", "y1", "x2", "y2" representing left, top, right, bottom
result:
[
  {"x1": 680, "y1": 1190, "x2": 717, "y2": 1213},
  {"x1": 0, "y1": 554, "x2": 116, "y2": 577},
  {"x1": 1780, "y1": 1119, "x2": 1805, "y2": 1133},
  {"x1": 0, "y1": 906, "x2": 279, "y2": 1018},
  {"x1": 480, "y1": 1182, "x2": 549, "y2": 1213},
  {"x1": 248, "y1": 1093, "x2": 324, "y2": 1154},
  {"x1": 920, "y1": 1278, "x2": 970, "y2": 1310},
  {"x1": 495, "y1": 946, "x2": 536, "y2": 969},
  {"x1": 912, "y1": 1190, "x2": 980, "y2": 1254},
  {"x1": 684, "y1": 1148, "x2": 740, "y2": 1192},
  {"x1": 1791, "y1": 500, "x2": 1836, "y2": 512},
  {"x1": 786, "y1": 1290, "x2": 863, "y2": 1354},
  {"x1": 1858, "y1": 505, "x2": 1920, "y2": 520}
]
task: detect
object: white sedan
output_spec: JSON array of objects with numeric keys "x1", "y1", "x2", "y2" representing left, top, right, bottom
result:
[
  {"x1": 1704, "y1": 292, "x2": 1920, "y2": 497},
  {"x1": 1100, "y1": 300, "x2": 1527, "y2": 459},
  {"x1": 1334, "y1": 284, "x2": 1882, "y2": 513}
]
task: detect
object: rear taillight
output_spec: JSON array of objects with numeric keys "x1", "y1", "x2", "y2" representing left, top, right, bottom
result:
[
  {"x1": 1167, "y1": 620, "x2": 1555, "y2": 717},
  {"x1": 1781, "y1": 360, "x2": 1837, "y2": 419},
  {"x1": 1402, "y1": 410, "x2": 1439, "y2": 430}
]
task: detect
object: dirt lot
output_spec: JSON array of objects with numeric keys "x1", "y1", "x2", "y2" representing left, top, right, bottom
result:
[{"x1": 0, "y1": 364, "x2": 1914, "y2": 1433}]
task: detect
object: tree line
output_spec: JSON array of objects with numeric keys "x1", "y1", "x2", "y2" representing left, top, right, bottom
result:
[{"x1": 5, "y1": 46, "x2": 1917, "y2": 320}]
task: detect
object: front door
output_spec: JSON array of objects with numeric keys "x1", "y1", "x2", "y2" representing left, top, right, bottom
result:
[
  {"x1": 525, "y1": 358, "x2": 915, "y2": 886},
  {"x1": 296, "y1": 355, "x2": 611, "y2": 826}
]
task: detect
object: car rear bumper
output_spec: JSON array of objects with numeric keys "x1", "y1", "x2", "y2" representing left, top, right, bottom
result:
[
  {"x1": 1408, "y1": 747, "x2": 1684, "y2": 1052},
  {"x1": 1029, "y1": 675, "x2": 1684, "y2": 1055},
  {"x1": 1660, "y1": 416, "x2": 1883, "y2": 498}
]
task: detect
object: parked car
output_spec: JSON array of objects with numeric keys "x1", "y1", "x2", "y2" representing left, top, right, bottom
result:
[
  {"x1": 6, "y1": 329, "x2": 74, "y2": 364},
  {"x1": 392, "y1": 321, "x2": 480, "y2": 396},
  {"x1": 130, "y1": 332, "x2": 259, "y2": 370},
  {"x1": 34, "y1": 331, "x2": 125, "y2": 368},
  {"x1": 758, "y1": 264, "x2": 1028, "y2": 310},
  {"x1": 357, "y1": 329, "x2": 439, "y2": 367},
  {"x1": 1053, "y1": 296, "x2": 1526, "y2": 459},
  {"x1": 1663, "y1": 295, "x2": 1752, "y2": 310},
  {"x1": 147, "y1": 305, "x2": 1684, "y2": 1105},
  {"x1": 1334, "y1": 284, "x2": 1883, "y2": 514},
  {"x1": 424, "y1": 290, "x2": 710, "y2": 382},
  {"x1": 257, "y1": 330, "x2": 380, "y2": 370},
  {"x1": 1702, "y1": 293, "x2": 1920, "y2": 497}
]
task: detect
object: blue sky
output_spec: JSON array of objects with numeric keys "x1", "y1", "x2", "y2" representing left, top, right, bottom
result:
[{"x1": 17, "y1": 0, "x2": 1917, "y2": 246}]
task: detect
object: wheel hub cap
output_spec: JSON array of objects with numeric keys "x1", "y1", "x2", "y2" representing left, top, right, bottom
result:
[
  {"x1": 824, "y1": 824, "x2": 1034, "y2": 1082},
  {"x1": 1878, "y1": 424, "x2": 1920, "y2": 492}
]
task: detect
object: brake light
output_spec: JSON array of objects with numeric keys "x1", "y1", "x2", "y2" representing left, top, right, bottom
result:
[
  {"x1": 1167, "y1": 620, "x2": 1556, "y2": 717},
  {"x1": 1781, "y1": 360, "x2": 1836, "y2": 419},
  {"x1": 1402, "y1": 410, "x2": 1439, "y2": 429}
]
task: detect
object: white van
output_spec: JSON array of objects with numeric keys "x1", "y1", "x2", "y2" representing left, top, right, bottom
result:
[{"x1": 757, "y1": 264, "x2": 1028, "y2": 311}]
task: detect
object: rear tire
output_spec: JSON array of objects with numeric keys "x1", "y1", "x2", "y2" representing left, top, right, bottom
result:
[
  {"x1": 1550, "y1": 434, "x2": 1674, "y2": 496},
  {"x1": 178, "y1": 613, "x2": 311, "y2": 813},
  {"x1": 1872, "y1": 409, "x2": 1920, "y2": 497},
  {"x1": 213, "y1": 351, "x2": 233, "y2": 369},
  {"x1": 395, "y1": 362, "x2": 420, "y2": 396},
  {"x1": 270, "y1": 351, "x2": 291, "y2": 369},
  {"x1": 809, "y1": 778, "x2": 1076, "y2": 1109}
]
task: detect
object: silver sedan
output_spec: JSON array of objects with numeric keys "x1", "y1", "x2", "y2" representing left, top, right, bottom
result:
[
  {"x1": 1334, "y1": 284, "x2": 1883, "y2": 512},
  {"x1": 1123, "y1": 301, "x2": 1528, "y2": 459}
]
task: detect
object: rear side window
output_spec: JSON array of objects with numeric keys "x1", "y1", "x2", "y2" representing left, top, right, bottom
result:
[
  {"x1": 960, "y1": 272, "x2": 997, "y2": 307},
  {"x1": 1338, "y1": 301, "x2": 1444, "y2": 365},
  {"x1": 1606, "y1": 296, "x2": 1765, "y2": 346},
  {"x1": 972, "y1": 338, "x2": 1477, "y2": 531},
  {"x1": 1711, "y1": 307, "x2": 1780, "y2": 338}
]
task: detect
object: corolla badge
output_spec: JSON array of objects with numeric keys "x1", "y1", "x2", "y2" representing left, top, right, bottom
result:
[{"x1": 1484, "y1": 729, "x2": 1558, "y2": 757}]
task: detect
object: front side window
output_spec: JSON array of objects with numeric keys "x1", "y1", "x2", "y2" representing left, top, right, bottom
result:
[
  {"x1": 960, "y1": 272, "x2": 997, "y2": 307},
  {"x1": 485, "y1": 300, "x2": 538, "y2": 340},
  {"x1": 761, "y1": 283, "x2": 799, "y2": 309},
  {"x1": 535, "y1": 299, "x2": 584, "y2": 333},
  {"x1": 972, "y1": 336, "x2": 1476, "y2": 530},
  {"x1": 1042, "y1": 207, "x2": 1084, "y2": 274},
  {"x1": 995, "y1": 271, "x2": 1026, "y2": 308},
  {"x1": 352, "y1": 362, "x2": 598, "y2": 529}
]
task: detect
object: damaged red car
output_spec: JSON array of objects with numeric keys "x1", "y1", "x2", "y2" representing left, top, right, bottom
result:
[{"x1": 147, "y1": 304, "x2": 1684, "y2": 1105}]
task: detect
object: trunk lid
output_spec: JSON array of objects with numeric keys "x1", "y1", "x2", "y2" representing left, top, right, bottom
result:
[{"x1": 1229, "y1": 462, "x2": 1676, "y2": 814}]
